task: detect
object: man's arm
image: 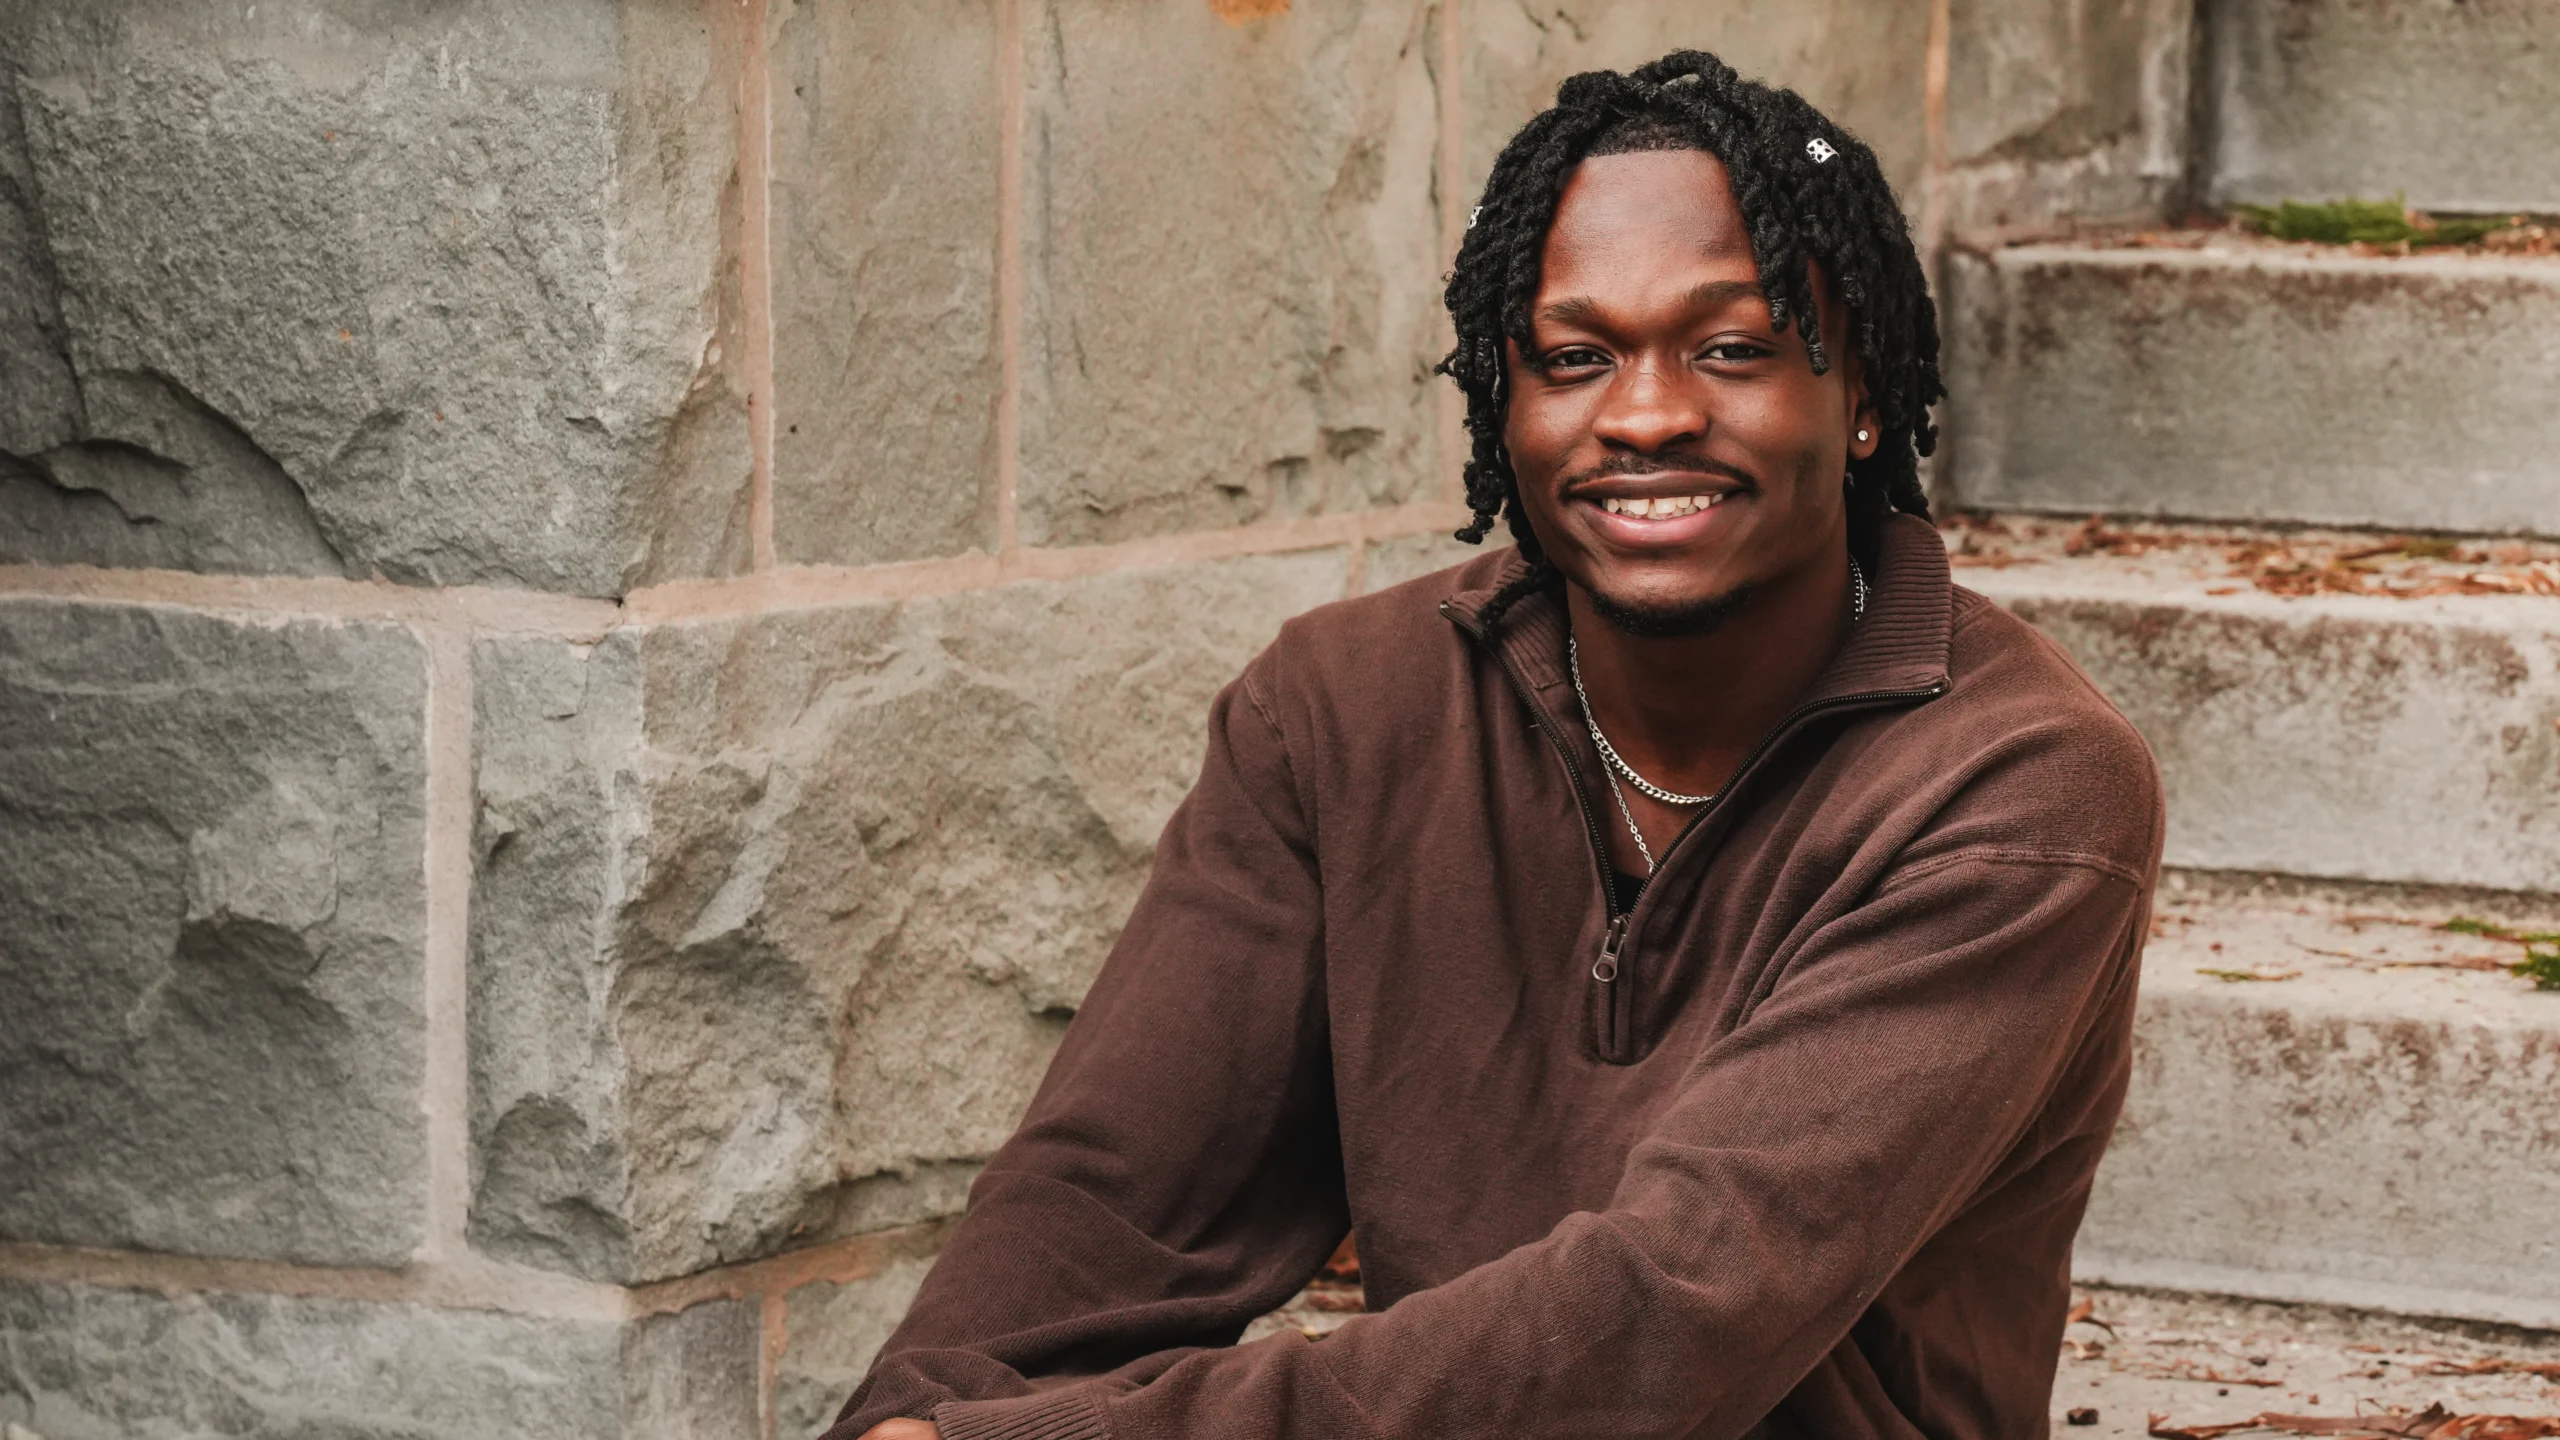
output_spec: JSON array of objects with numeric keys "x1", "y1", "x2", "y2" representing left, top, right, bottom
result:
[
  {"x1": 829, "y1": 665, "x2": 1349, "y2": 1437},
  {"x1": 908, "y1": 842, "x2": 2149, "y2": 1440}
]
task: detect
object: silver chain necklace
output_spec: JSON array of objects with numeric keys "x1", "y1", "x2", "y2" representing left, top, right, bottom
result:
[{"x1": 1571, "y1": 557, "x2": 1868, "y2": 875}]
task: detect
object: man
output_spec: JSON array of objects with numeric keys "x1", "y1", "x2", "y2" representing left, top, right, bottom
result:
[{"x1": 838, "y1": 51, "x2": 2160, "y2": 1440}]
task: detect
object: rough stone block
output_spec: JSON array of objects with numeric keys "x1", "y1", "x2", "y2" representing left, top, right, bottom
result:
[
  {"x1": 1943, "y1": 0, "x2": 2192, "y2": 228},
  {"x1": 0, "y1": 1, "x2": 750, "y2": 592},
  {"x1": 470, "y1": 550, "x2": 1349, "y2": 1282},
  {"x1": 1969, "y1": 564, "x2": 2560, "y2": 894},
  {"x1": 1944, "y1": 244, "x2": 2560, "y2": 536},
  {"x1": 0, "y1": 1281, "x2": 756, "y2": 1440},
  {"x1": 768, "y1": 0, "x2": 1002, "y2": 567},
  {"x1": 1015, "y1": 0, "x2": 1440, "y2": 546},
  {"x1": 1464, "y1": 0, "x2": 1934, "y2": 212},
  {"x1": 774, "y1": 1258, "x2": 935, "y2": 1440},
  {"x1": 1361, "y1": 528, "x2": 1486, "y2": 595},
  {"x1": 2200, "y1": 0, "x2": 2560, "y2": 215},
  {"x1": 0, "y1": 599, "x2": 430, "y2": 1266},
  {"x1": 2079, "y1": 882, "x2": 2560, "y2": 1328}
]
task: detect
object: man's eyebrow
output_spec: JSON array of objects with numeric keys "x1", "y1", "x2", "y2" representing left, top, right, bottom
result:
[{"x1": 1532, "y1": 280, "x2": 1768, "y2": 330}]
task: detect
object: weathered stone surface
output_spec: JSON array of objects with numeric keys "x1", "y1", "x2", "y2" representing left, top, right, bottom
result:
[
  {"x1": 0, "y1": 53, "x2": 77, "y2": 461},
  {"x1": 1016, "y1": 0, "x2": 1440, "y2": 545},
  {"x1": 769, "y1": 0, "x2": 1001, "y2": 567},
  {"x1": 1944, "y1": 244, "x2": 2560, "y2": 536},
  {"x1": 1943, "y1": 0, "x2": 2192, "y2": 229},
  {"x1": 774, "y1": 1258, "x2": 935, "y2": 1440},
  {"x1": 0, "y1": 599, "x2": 429, "y2": 1266},
  {"x1": 467, "y1": 629, "x2": 649, "y2": 1281},
  {"x1": 623, "y1": 1300, "x2": 763, "y2": 1440},
  {"x1": 1969, "y1": 562, "x2": 2560, "y2": 894},
  {"x1": 2078, "y1": 879, "x2": 2560, "y2": 1328},
  {"x1": 471, "y1": 551, "x2": 1349, "y2": 1282},
  {"x1": 0, "y1": 0, "x2": 750, "y2": 592},
  {"x1": 1361, "y1": 528, "x2": 1485, "y2": 595},
  {"x1": 2200, "y1": 0, "x2": 2560, "y2": 215},
  {"x1": 1464, "y1": 0, "x2": 1934, "y2": 211},
  {"x1": 0, "y1": 1281, "x2": 757, "y2": 1440}
]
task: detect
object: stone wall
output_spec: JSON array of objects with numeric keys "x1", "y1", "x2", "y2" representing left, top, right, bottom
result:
[{"x1": 0, "y1": 2, "x2": 2162, "y2": 1436}]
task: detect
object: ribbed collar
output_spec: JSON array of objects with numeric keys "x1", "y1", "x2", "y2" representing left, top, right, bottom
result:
[{"x1": 1439, "y1": 512, "x2": 1955, "y2": 705}]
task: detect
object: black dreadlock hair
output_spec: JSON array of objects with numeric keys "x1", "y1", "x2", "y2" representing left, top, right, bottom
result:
[{"x1": 1437, "y1": 51, "x2": 1943, "y2": 630}]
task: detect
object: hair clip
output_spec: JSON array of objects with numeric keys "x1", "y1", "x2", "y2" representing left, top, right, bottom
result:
[
  {"x1": 1806, "y1": 137, "x2": 1837, "y2": 163},
  {"x1": 1468, "y1": 205, "x2": 1483, "y2": 230},
  {"x1": 1662, "y1": 73, "x2": 1701, "y2": 89}
]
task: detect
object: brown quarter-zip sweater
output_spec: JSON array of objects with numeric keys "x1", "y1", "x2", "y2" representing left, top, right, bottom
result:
[{"x1": 828, "y1": 515, "x2": 2164, "y2": 1440}]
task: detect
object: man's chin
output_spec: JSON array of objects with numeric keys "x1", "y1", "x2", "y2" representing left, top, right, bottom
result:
[{"x1": 1585, "y1": 582, "x2": 1756, "y2": 639}]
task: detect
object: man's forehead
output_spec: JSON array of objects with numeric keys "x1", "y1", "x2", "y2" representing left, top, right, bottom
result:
[{"x1": 1542, "y1": 149, "x2": 1757, "y2": 265}]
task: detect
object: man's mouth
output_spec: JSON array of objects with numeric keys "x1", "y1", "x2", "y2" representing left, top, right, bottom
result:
[{"x1": 1596, "y1": 493, "x2": 1729, "y2": 520}]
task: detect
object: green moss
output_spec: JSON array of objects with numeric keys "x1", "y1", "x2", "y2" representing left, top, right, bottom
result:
[
  {"x1": 2514, "y1": 942, "x2": 2560, "y2": 993},
  {"x1": 2443, "y1": 918, "x2": 2560, "y2": 991},
  {"x1": 2234, "y1": 197, "x2": 2518, "y2": 248}
]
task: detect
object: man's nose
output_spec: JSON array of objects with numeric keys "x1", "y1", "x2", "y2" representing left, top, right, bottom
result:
[{"x1": 1590, "y1": 358, "x2": 1708, "y2": 453}]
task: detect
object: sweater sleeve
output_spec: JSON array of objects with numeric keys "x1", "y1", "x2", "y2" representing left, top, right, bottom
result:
[
  {"x1": 898, "y1": 841, "x2": 2149, "y2": 1440},
  {"x1": 826, "y1": 667, "x2": 1348, "y2": 1439}
]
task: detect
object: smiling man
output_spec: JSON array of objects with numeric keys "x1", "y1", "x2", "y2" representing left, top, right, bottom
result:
[{"x1": 836, "y1": 52, "x2": 2162, "y2": 1440}]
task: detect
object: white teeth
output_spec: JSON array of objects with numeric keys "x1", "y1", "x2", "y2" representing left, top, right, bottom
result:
[{"x1": 1602, "y1": 494, "x2": 1720, "y2": 519}]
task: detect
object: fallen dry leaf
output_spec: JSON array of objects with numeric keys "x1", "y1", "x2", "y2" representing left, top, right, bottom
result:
[
  {"x1": 2414, "y1": 1359, "x2": 2560, "y2": 1383},
  {"x1": 2068, "y1": 1294, "x2": 2120, "y2": 1337}
]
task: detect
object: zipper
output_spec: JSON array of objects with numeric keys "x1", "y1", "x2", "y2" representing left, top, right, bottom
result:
[
  {"x1": 1444, "y1": 599, "x2": 1947, "y2": 1061},
  {"x1": 1595, "y1": 914, "x2": 1629, "y2": 982},
  {"x1": 1442, "y1": 599, "x2": 1628, "y2": 1050}
]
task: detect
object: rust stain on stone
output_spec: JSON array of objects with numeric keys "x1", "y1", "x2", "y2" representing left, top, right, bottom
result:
[{"x1": 1210, "y1": 0, "x2": 1289, "y2": 22}]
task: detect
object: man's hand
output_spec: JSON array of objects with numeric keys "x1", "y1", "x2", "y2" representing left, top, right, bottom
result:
[{"x1": 856, "y1": 1422, "x2": 941, "y2": 1440}]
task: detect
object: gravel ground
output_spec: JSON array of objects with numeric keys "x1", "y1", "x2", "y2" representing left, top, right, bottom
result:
[{"x1": 1249, "y1": 1282, "x2": 2560, "y2": 1435}]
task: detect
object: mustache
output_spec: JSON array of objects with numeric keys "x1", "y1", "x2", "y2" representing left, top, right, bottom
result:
[{"x1": 1559, "y1": 452, "x2": 1761, "y2": 493}]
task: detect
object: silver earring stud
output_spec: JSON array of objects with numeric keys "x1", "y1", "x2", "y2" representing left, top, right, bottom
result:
[{"x1": 1856, "y1": 428, "x2": 1870, "y2": 443}]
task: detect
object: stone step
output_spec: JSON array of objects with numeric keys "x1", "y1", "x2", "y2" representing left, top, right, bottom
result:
[
  {"x1": 2055, "y1": 1283, "x2": 2560, "y2": 1439},
  {"x1": 2074, "y1": 872, "x2": 2560, "y2": 1330},
  {"x1": 2198, "y1": 0, "x2": 2560, "y2": 216},
  {"x1": 1957, "y1": 516, "x2": 2560, "y2": 895},
  {"x1": 1942, "y1": 239, "x2": 2560, "y2": 539}
]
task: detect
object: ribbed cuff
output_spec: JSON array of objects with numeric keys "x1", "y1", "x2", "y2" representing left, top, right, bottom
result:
[{"x1": 932, "y1": 1386, "x2": 1110, "y2": 1440}]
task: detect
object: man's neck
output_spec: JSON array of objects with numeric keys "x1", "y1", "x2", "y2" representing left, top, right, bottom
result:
[{"x1": 1564, "y1": 547, "x2": 1855, "y2": 801}]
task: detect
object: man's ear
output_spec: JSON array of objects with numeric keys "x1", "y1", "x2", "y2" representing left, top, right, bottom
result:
[{"x1": 1842, "y1": 351, "x2": 1879, "y2": 463}]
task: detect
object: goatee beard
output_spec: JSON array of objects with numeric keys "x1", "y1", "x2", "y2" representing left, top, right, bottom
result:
[{"x1": 1587, "y1": 582, "x2": 1756, "y2": 639}]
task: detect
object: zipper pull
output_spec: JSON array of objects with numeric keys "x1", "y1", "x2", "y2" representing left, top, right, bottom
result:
[{"x1": 1593, "y1": 914, "x2": 1628, "y2": 983}]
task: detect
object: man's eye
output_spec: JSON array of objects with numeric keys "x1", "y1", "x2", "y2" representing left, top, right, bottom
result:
[
  {"x1": 1702, "y1": 341, "x2": 1770, "y2": 362},
  {"x1": 1540, "y1": 347, "x2": 1608, "y2": 371}
]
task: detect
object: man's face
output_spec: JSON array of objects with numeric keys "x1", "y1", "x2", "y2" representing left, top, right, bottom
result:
[{"x1": 1503, "y1": 148, "x2": 1873, "y2": 635}]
